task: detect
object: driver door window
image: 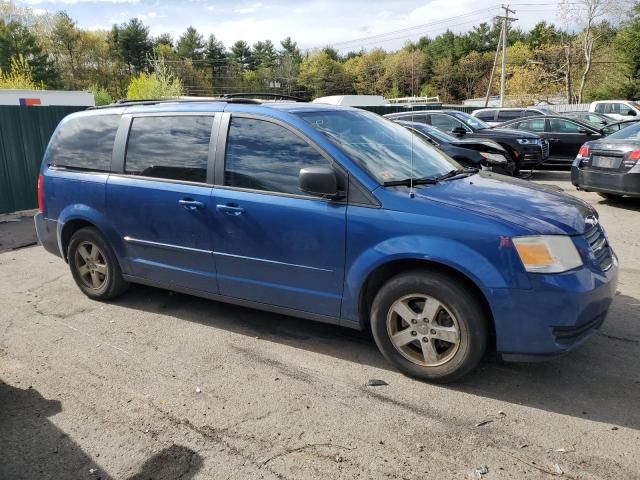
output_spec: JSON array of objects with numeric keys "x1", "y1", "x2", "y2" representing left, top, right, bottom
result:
[{"x1": 225, "y1": 117, "x2": 331, "y2": 196}]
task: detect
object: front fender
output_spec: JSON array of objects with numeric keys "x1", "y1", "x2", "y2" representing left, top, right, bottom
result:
[
  {"x1": 340, "y1": 234, "x2": 526, "y2": 327},
  {"x1": 57, "y1": 205, "x2": 127, "y2": 267}
]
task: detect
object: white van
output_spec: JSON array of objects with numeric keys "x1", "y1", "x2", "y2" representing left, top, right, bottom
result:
[{"x1": 589, "y1": 100, "x2": 640, "y2": 121}]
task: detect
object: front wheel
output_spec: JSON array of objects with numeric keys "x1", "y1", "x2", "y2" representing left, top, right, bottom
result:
[
  {"x1": 370, "y1": 271, "x2": 488, "y2": 383},
  {"x1": 68, "y1": 227, "x2": 129, "y2": 300}
]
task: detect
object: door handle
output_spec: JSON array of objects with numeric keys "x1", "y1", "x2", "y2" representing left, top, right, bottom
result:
[
  {"x1": 179, "y1": 199, "x2": 204, "y2": 210},
  {"x1": 216, "y1": 204, "x2": 245, "y2": 216}
]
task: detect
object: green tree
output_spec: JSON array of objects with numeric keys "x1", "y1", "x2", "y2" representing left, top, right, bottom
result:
[
  {"x1": 111, "y1": 18, "x2": 152, "y2": 74},
  {"x1": 612, "y1": 3, "x2": 640, "y2": 98},
  {"x1": 230, "y1": 40, "x2": 252, "y2": 71},
  {"x1": 0, "y1": 54, "x2": 42, "y2": 89},
  {"x1": 176, "y1": 26, "x2": 205, "y2": 60},
  {"x1": 127, "y1": 54, "x2": 182, "y2": 99},
  {"x1": 298, "y1": 50, "x2": 353, "y2": 98},
  {"x1": 51, "y1": 11, "x2": 81, "y2": 88},
  {"x1": 252, "y1": 40, "x2": 277, "y2": 69},
  {"x1": 0, "y1": 19, "x2": 58, "y2": 87}
]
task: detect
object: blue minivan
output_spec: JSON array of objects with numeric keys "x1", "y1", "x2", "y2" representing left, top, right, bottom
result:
[{"x1": 35, "y1": 99, "x2": 618, "y2": 382}]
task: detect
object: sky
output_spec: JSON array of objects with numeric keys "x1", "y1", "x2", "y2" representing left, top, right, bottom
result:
[{"x1": 14, "y1": 0, "x2": 566, "y2": 51}]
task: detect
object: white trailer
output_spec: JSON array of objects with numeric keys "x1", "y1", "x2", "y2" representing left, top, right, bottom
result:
[{"x1": 0, "y1": 89, "x2": 95, "y2": 106}]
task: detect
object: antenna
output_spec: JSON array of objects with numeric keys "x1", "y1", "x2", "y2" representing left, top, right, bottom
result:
[{"x1": 409, "y1": 49, "x2": 415, "y2": 198}]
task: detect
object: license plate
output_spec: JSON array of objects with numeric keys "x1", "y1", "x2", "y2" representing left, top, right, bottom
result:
[{"x1": 592, "y1": 155, "x2": 621, "y2": 169}]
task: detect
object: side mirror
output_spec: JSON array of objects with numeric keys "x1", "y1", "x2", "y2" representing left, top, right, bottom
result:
[
  {"x1": 451, "y1": 126, "x2": 467, "y2": 137},
  {"x1": 299, "y1": 166, "x2": 340, "y2": 198},
  {"x1": 627, "y1": 109, "x2": 637, "y2": 117},
  {"x1": 578, "y1": 128, "x2": 592, "y2": 135}
]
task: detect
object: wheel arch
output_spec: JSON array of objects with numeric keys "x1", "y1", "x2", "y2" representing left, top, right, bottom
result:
[{"x1": 357, "y1": 258, "x2": 496, "y2": 344}]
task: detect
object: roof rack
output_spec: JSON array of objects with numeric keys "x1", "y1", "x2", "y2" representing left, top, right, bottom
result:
[
  {"x1": 220, "y1": 92, "x2": 307, "y2": 102},
  {"x1": 88, "y1": 96, "x2": 262, "y2": 109}
]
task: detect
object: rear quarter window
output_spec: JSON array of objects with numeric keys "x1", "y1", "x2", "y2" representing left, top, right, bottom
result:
[
  {"x1": 474, "y1": 111, "x2": 496, "y2": 121},
  {"x1": 47, "y1": 114, "x2": 120, "y2": 172}
]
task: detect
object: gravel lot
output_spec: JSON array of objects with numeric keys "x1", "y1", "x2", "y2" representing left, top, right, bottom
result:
[{"x1": 1, "y1": 172, "x2": 639, "y2": 480}]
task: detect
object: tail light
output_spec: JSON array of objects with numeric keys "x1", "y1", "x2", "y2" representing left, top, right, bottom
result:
[
  {"x1": 578, "y1": 145, "x2": 590, "y2": 158},
  {"x1": 628, "y1": 150, "x2": 640, "y2": 160},
  {"x1": 623, "y1": 150, "x2": 640, "y2": 169},
  {"x1": 37, "y1": 174, "x2": 44, "y2": 213}
]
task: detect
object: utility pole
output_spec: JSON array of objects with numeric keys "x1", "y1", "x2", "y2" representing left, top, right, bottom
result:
[
  {"x1": 484, "y1": 23, "x2": 503, "y2": 107},
  {"x1": 496, "y1": 5, "x2": 516, "y2": 107}
]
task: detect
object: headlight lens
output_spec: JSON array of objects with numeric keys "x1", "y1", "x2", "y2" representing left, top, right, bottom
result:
[
  {"x1": 516, "y1": 138, "x2": 540, "y2": 145},
  {"x1": 512, "y1": 236, "x2": 583, "y2": 273},
  {"x1": 479, "y1": 152, "x2": 508, "y2": 164}
]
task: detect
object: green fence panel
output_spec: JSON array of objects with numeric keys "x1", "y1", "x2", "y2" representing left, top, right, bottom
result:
[
  {"x1": 0, "y1": 105, "x2": 84, "y2": 214},
  {"x1": 358, "y1": 105, "x2": 478, "y2": 115}
]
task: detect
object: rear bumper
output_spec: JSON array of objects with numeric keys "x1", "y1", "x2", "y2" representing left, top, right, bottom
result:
[
  {"x1": 491, "y1": 259, "x2": 618, "y2": 358},
  {"x1": 34, "y1": 213, "x2": 61, "y2": 258},
  {"x1": 571, "y1": 166, "x2": 640, "y2": 197}
]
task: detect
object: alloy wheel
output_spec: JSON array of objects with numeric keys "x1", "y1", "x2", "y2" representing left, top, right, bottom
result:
[{"x1": 386, "y1": 293, "x2": 461, "y2": 367}]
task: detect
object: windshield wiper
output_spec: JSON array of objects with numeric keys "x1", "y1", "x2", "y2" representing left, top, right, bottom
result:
[
  {"x1": 434, "y1": 168, "x2": 478, "y2": 182},
  {"x1": 383, "y1": 176, "x2": 439, "y2": 187}
]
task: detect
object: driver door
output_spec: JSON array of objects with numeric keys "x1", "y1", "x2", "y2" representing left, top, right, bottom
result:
[{"x1": 211, "y1": 114, "x2": 347, "y2": 318}]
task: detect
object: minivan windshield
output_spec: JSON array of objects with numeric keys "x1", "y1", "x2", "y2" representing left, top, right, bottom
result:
[{"x1": 296, "y1": 110, "x2": 461, "y2": 184}]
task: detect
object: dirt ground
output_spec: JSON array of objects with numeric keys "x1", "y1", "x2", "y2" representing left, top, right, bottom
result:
[{"x1": 1, "y1": 172, "x2": 639, "y2": 480}]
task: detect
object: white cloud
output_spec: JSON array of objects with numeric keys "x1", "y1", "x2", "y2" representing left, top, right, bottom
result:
[
  {"x1": 233, "y1": 1, "x2": 262, "y2": 15},
  {"x1": 20, "y1": 0, "x2": 139, "y2": 4}
]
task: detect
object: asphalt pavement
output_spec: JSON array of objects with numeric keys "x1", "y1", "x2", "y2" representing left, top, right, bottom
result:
[{"x1": 1, "y1": 173, "x2": 638, "y2": 480}]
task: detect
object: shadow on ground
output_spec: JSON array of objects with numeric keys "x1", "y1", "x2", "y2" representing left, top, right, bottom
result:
[
  {"x1": 0, "y1": 380, "x2": 203, "y2": 480},
  {"x1": 109, "y1": 284, "x2": 640, "y2": 431}
]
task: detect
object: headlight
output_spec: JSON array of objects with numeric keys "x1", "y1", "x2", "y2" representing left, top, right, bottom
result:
[
  {"x1": 512, "y1": 236, "x2": 583, "y2": 273},
  {"x1": 479, "y1": 152, "x2": 508, "y2": 164},
  {"x1": 516, "y1": 138, "x2": 540, "y2": 145}
]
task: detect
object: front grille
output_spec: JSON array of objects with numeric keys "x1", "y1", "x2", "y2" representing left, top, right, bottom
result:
[
  {"x1": 584, "y1": 221, "x2": 614, "y2": 271},
  {"x1": 541, "y1": 139, "x2": 549, "y2": 159}
]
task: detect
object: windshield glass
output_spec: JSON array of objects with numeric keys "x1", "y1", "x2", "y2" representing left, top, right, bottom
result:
[
  {"x1": 607, "y1": 122, "x2": 640, "y2": 140},
  {"x1": 451, "y1": 111, "x2": 489, "y2": 130},
  {"x1": 296, "y1": 110, "x2": 461, "y2": 184}
]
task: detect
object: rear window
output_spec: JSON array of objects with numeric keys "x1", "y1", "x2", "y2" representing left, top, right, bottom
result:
[
  {"x1": 474, "y1": 110, "x2": 496, "y2": 121},
  {"x1": 47, "y1": 114, "x2": 120, "y2": 171},
  {"x1": 497, "y1": 110, "x2": 523, "y2": 122}
]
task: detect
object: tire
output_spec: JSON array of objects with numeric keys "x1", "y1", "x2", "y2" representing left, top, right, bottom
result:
[
  {"x1": 67, "y1": 227, "x2": 129, "y2": 300},
  {"x1": 370, "y1": 270, "x2": 488, "y2": 383},
  {"x1": 598, "y1": 192, "x2": 623, "y2": 200}
]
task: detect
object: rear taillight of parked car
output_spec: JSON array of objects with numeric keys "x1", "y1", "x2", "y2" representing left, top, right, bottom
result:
[
  {"x1": 37, "y1": 174, "x2": 44, "y2": 213},
  {"x1": 577, "y1": 145, "x2": 590, "y2": 158},
  {"x1": 624, "y1": 150, "x2": 640, "y2": 169}
]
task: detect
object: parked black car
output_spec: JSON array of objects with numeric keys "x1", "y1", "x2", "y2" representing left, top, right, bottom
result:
[
  {"x1": 495, "y1": 115, "x2": 603, "y2": 167},
  {"x1": 383, "y1": 110, "x2": 548, "y2": 172},
  {"x1": 563, "y1": 111, "x2": 613, "y2": 127},
  {"x1": 394, "y1": 120, "x2": 516, "y2": 174},
  {"x1": 571, "y1": 122, "x2": 640, "y2": 199}
]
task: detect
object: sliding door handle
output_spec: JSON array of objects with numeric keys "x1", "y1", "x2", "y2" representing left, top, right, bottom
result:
[
  {"x1": 216, "y1": 204, "x2": 245, "y2": 216},
  {"x1": 179, "y1": 199, "x2": 204, "y2": 210}
]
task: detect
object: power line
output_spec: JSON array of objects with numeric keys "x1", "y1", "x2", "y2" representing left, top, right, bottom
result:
[{"x1": 324, "y1": 7, "x2": 501, "y2": 50}]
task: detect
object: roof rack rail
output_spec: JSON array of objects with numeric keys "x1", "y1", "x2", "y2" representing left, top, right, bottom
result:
[
  {"x1": 88, "y1": 96, "x2": 262, "y2": 109},
  {"x1": 220, "y1": 93, "x2": 307, "y2": 102}
]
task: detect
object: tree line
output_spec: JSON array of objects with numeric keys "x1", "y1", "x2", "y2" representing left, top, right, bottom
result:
[{"x1": 0, "y1": 0, "x2": 639, "y2": 104}]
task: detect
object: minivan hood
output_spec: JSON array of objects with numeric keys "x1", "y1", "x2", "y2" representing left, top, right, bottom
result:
[{"x1": 411, "y1": 172, "x2": 594, "y2": 235}]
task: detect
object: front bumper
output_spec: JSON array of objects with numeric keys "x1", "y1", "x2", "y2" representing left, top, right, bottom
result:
[
  {"x1": 34, "y1": 213, "x2": 61, "y2": 258},
  {"x1": 491, "y1": 258, "x2": 618, "y2": 358},
  {"x1": 517, "y1": 140, "x2": 549, "y2": 167},
  {"x1": 571, "y1": 165, "x2": 640, "y2": 197}
]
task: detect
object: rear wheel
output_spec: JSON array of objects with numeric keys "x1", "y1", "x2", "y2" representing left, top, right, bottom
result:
[
  {"x1": 370, "y1": 270, "x2": 488, "y2": 383},
  {"x1": 68, "y1": 227, "x2": 128, "y2": 300}
]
